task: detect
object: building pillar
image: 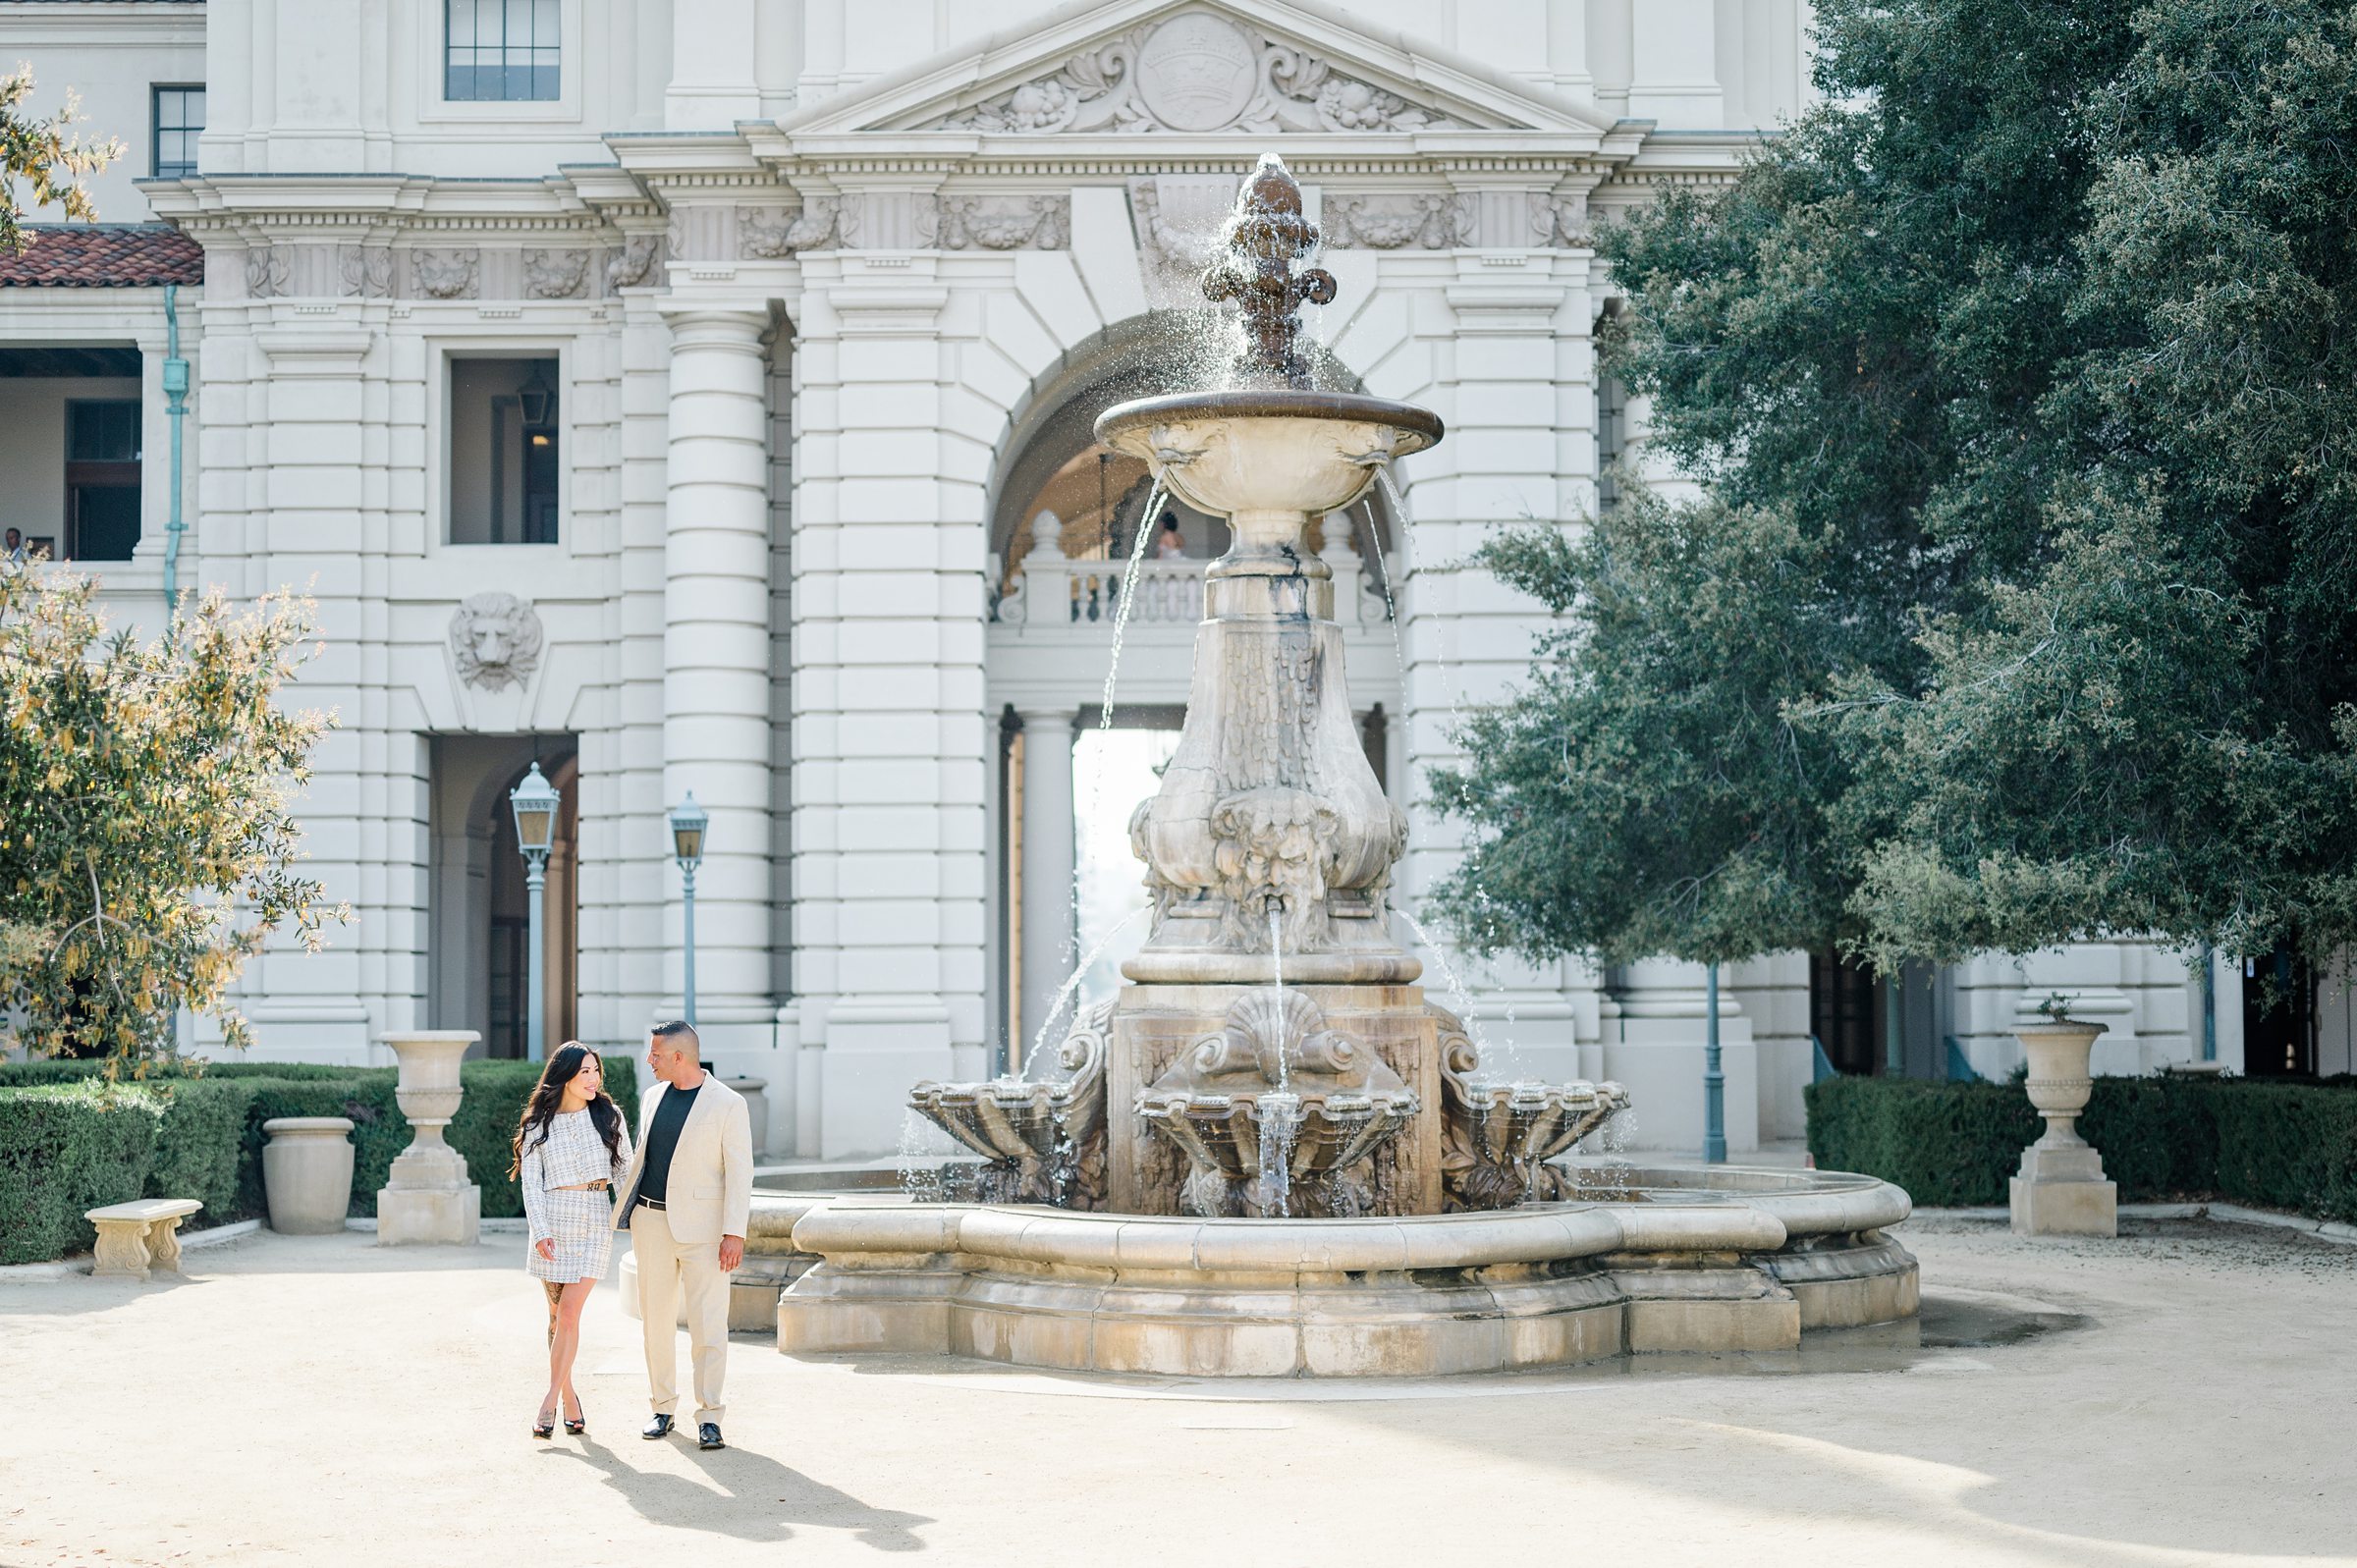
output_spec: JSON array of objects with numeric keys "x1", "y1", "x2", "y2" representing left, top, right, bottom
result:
[
  {"x1": 1015, "y1": 706, "x2": 1077, "y2": 1067},
  {"x1": 1630, "y1": 0, "x2": 1726, "y2": 123},
  {"x1": 661, "y1": 307, "x2": 775, "y2": 1070},
  {"x1": 1600, "y1": 959, "x2": 1759, "y2": 1156}
]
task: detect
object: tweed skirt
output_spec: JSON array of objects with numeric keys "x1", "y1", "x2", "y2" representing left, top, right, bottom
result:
[{"x1": 526, "y1": 1187, "x2": 617, "y2": 1283}]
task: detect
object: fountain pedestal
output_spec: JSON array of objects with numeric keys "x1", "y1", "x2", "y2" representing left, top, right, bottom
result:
[{"x1": 1110, "y1": 984, "x2": 1445, "y2": 1215}]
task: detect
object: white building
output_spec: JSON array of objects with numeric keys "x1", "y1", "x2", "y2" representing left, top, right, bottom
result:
[{"x1": 3, "y1": 0, "x2": 2340, "y2": 1158}]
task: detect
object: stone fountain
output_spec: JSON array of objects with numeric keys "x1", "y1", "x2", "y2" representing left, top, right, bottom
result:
[{"x1": 773, "y1": 157, "x2": 1919, "y2": 1376}]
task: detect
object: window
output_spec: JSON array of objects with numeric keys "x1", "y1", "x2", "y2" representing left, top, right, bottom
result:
[
  {"x1": 449, "y1": 357, "x2": 560, "y2": 545},
  {"x1": 445, "y1": 0, "x2": 561, "y2": 102},
  {"x1": 66, "y1": 401, "x2": 142, "y2": 562},
  {"x1": 152, "y1": 86, "x2": 203, "y2": 179}
]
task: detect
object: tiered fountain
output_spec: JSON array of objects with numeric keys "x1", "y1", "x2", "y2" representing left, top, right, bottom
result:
[{"x1": 773, "y1": 158, "x2": 1918, "y2": 1377}]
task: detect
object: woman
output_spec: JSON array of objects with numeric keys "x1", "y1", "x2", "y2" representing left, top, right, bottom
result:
[
  {"x1": 1154, "y1": 513, "x2": 1186, "y2": 560},
  {"x1": 512, "y1": 1043, "x2": 632, "y2": 1438}
]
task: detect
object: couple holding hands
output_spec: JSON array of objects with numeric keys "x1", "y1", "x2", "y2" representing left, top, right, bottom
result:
[{"x1": 508, "y1": 1020, "x2": 753, "y2": 1450}]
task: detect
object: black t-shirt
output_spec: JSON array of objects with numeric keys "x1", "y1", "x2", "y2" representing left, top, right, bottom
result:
[{"x1": 636, "y1": 1081, "x2": 702, "y2": 1205}]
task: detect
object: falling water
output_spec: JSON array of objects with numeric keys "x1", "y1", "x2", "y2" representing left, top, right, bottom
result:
[
  {"x1": 1359, "y1": 498, "x2": 1407, "y2": 676},
  {"x1": 1262, "y1": 898, "x2": 1295, "y2": 1216},
  {"x1": 1098, "y1": 478, "x2": 1168, "y2": 733},
  {"x1": 1020, "y1": 904, "x2": 1151, "y2": 1079}
]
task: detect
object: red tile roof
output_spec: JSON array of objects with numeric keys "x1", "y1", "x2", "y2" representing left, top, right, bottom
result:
[{"x1": 0, "y1": 225, "x2": 203, "y2": 289}]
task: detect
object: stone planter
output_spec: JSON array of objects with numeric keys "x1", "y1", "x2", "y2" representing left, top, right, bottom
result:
[
  {"x1": 261, "y1": 1116, "x2": 356, "y2": 1234},
  {"x1": 2009, "y1": 1018, "x2": 2115, "y2": 1236},
  {"x1": 376, "y1": 1031, "x2": 481, "y2": 1245}
]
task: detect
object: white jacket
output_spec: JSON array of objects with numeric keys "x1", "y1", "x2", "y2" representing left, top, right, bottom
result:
[{"x1": 612, "y1": 1073, "x2": 753, "y2": 1243}]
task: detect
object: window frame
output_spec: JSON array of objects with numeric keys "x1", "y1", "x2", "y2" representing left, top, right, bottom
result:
[
  {"x1": 151, "y1": 83, "x2": 204, "y2": 181},
  {"x1": 442, "y1": 0, "x2": 564, "y2": 105},
  {"x1": 437, "y1": 346, "x2": 573, "y2": 554}
]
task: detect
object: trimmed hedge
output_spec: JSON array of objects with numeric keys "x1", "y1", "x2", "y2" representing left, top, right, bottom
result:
[
  {"x1": 0, "y1": 1054, "x2": 640, "y2": 1262},
  {"x1": 1807, "y1": 1073, "x2": 2357, "y2": 1221}
]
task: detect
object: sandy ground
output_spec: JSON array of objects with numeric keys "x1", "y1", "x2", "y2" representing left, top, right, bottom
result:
[{"x1": 2, "y1": 1215, "x2": 2352, "y2": 1568}]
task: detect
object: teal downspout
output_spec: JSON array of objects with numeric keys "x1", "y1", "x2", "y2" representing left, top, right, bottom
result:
[{"x1": 161, "y1": 283, "x2": 190, "y2": 612}]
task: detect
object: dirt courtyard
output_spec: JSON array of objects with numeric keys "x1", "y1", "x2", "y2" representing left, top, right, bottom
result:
[{"x1": 3, "y1": 1215, "x2": 2351, "y2": 1568}]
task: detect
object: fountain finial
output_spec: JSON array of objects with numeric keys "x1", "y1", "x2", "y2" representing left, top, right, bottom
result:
[{"x1": 1202, "y1": 153, "x2": 1337, "y2": 390}]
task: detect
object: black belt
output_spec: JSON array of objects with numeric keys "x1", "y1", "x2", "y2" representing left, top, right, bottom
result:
[{"x1": 635, "y1": 1196, "x2": 667, "y2": 1211}]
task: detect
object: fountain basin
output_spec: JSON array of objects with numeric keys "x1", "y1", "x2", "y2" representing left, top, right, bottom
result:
[{"x1": 773, "y1": 1162, "x2": 1917, "y2": 1378}]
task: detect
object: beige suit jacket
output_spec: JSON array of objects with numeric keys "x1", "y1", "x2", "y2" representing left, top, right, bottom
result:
[{"x1": 612, "y1": 1073, "x2": 753, "y2": 1244}]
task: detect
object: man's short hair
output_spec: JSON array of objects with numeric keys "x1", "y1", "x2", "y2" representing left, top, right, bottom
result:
[{"x1": 650, "y1": 1019, "x2": 700, "y2": 1058}]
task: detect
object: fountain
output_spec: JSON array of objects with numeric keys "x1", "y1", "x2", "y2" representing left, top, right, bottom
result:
[{"x1": 771, "y1": 156, "x2": 1918, "y2": 1376}]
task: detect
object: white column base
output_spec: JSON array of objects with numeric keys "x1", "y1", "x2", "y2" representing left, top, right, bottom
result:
[
  {"x1": 2009, "y1": 1144, "x2": 2117, "y2": 1236},
  {"x1": 376, "y1": 1185, "x2": 481, "y2": 1246}
]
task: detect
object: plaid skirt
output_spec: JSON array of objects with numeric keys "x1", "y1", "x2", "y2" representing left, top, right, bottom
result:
[{"x1": 526, "y1": 1187, "x2": 617, "y2": 1283}]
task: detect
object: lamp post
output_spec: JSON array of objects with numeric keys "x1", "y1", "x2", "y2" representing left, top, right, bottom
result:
[
  {"x1": 1703, "y1": 959, "x2": 1727, "y2": 1164},
  {"x1": 509, "y1": 761, "x2": 560, "y2": 1063},
  {"x1": 669, "y1": 791, "x2": 708, "y2": 1027}
]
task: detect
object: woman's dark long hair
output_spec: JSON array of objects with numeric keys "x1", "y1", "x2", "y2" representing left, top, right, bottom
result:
[{"x1": 509, "y1": 1042, "x2": 626, "y2": 1178}]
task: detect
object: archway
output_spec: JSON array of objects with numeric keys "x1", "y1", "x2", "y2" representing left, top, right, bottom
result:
[{"x1": 427, "y1": 734, "x2": 579, "y2": 1059}]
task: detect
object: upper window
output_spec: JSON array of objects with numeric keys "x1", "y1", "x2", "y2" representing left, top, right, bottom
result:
[
  {"x1": 152, "y1": 86, "x2": 203, "y2": 180},
  {"x1": 446, "y1": 0, "x2": 561, "y2": 103},
  {"x1": 449, "y1": 357, "x2": 561, "y2": 546}
]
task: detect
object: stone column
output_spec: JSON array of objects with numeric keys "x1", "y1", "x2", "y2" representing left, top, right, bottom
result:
[
  {"x1": 662, "y1": 308, "x2": 775, "y2": 1066},
  {"x1": 1015, "y1": 706, "x2": 1078, "y2": 1065},
  {"x1": 1630, "y1": 0, "x2": 1725, "y2": 123}
]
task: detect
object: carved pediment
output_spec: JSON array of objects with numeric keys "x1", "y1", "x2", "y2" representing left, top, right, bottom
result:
[
  {"x1": 931, "y1": 12, "x2": 1464, "y2": 135},
  {"x1": 782, "y1": 1, "x2": 1611, "y2": 141}
]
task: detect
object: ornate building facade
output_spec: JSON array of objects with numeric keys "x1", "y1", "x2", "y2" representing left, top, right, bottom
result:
[{"x1": 4, "y1": 0, "x2": 2326, "y2": 1157}]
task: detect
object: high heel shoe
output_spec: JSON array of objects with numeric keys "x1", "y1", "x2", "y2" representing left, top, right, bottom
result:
[
  {"x1": 564, "y1": 1402, "x2": 586, "y2": 1436},
  {"x1": 533, "y1": 1402, "x2": 558, "y2": 1439}
]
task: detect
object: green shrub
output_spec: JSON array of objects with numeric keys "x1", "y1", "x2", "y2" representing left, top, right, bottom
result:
[
  {"x1": 0, "y1": 1083, "x2": 167, "y2": 1263},
  {"x1": 0, "y1": 1050, "x2": 643, "y2": 1259},
  {"x1": 2210, "y1": 1084, "x2": 2357, "y2": 1222},
  {"x1": 1808, "y1": 1073, "x2": 2357, "y2": 1218}
]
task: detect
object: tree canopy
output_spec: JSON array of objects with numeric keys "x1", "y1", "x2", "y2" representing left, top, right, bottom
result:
[
  {"x1": 0, "y1": 64, "x2": 120, "y2": 253},
  {"x1": 0, "y1": 569, "x2": 346, "y2": 1071},
  {"x1": 1431, "y1": 0, "x2": 2357, "y2": 972}
]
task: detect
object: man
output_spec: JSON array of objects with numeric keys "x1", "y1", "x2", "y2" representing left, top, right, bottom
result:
[
  {"x1": 4, "y1": 528, "x2": 25, "y2": 565},
  {"x1": 612, "y1": 1019, "x2": 753, "y2": 1450}
]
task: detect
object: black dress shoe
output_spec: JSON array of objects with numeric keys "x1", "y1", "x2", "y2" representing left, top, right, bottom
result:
[
  {"x1": 698, "y1": 1422, "x2": 725, "y2": 1450},
  {"x1": 642, "y1": 1414, "x2": 674, "y2": 1440}
]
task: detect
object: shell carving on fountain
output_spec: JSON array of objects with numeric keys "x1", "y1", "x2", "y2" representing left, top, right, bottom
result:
[
  {"x1": 1436, "y1": 1016, "x2": 1630, "y2": 1211},
  {"x1": 907, "y1": 1001, "x2": 1109, "y2": 1209},
  {"x1": 1137, "y1": 990, "x2": 1417, "y2": 1217}
]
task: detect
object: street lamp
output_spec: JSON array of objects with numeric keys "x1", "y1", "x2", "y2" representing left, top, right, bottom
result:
[
  {"x1": 509, "y1": 761, "x2": 561, "y2": 1063},
  {"x1": 1702, "y1": 960, "x2": 1727, "y2": 1164},
  {"x1": 668, "y1": 791, "x2": 708, "y2": 1027}
]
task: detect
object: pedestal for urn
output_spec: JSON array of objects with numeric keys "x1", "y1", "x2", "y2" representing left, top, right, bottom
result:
[
  {"x1": 2009, "y1": 1018, "x2": 2115, "y2": 1236},
  {"x1": 376, "y1": 1030, "x2": 482, "y2": 1245}
]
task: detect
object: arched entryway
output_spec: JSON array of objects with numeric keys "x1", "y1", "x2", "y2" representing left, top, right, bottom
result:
[{"x1": 427, "y1": 733, "x2": 579, "y2": 1059}]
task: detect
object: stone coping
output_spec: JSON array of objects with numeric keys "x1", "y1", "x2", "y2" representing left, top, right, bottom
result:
[{"x1": 781, "y1": 1164, "x2": 1911, "y2": 1274}]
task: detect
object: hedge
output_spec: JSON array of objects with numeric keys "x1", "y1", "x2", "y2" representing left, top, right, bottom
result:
[
  {"x1": 1806, "y1": 1073, "x2": 2357, "y2": 1221},
  {"x1": 0, "y1": 1054, "x2": 640, "y2": 1263}
]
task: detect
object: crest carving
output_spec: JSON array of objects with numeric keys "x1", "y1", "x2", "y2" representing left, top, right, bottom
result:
[
  {"x1": 413, "y1": 249, "x2": 480, "y2": 300},
  {"x1": 607, "y1": 234, "x2": 662, "y2": 289},
  {"x1": 1324, "y1": 193, "x2": 1473, "y2": 250},
  {"x1": 1530, "y1": 192, "x2": 1590, "y2": 248},
  {"x1": 523, "y1": 248, "x2": 590, "y2": 299},
  {"x1": 932, "y1": 13, "x2": 1464, "y2": 135},
  {"x1": 337, "y1": 244, "x2": 394, "y2": 298},
  {"x1": 448, "y1": 593, "x2": 545, "y2": 692},
  {"x1": 739, "y1": 199, "x2": 852, "y2": 258},
  {"x1": 245, "y1": 246, "x2": 291, "y2": 299},
  {"x1": 917, "y1": 194, "x2": 1070, "y2": 251}
]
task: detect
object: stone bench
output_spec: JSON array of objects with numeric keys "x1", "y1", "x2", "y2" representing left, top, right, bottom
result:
[{"x1": 85, "y1": 1199, "x2": 204, "y2": 1281}]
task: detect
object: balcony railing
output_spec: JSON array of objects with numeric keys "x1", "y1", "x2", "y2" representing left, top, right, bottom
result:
[{"x1": 989, "y1": 526, "x2": 1395, "y2": 630}]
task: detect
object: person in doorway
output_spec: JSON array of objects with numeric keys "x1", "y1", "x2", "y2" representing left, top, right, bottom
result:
[
  {"x1": 613, "y1": 1019, "x2": 752, "y2": 1450},
  {"x1": 1154, "y1": 512, "x2": 1185, "y2": 560},
  {"x1": 4, "y1": 528, "x2": 26, "y2": 565},
  {"x1": 513, "y1": 1043, "x2": 632, "y2": 1439}
]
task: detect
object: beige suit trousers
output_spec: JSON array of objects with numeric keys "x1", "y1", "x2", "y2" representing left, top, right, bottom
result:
[{"x1": 629, "y1": 1204, "x2": 730, "y2": 1424}]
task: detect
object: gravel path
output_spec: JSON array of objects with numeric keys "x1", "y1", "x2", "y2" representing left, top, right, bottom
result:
[{"x1": 1, "y1": 1217, "x2": 2349, "y2": 1567}]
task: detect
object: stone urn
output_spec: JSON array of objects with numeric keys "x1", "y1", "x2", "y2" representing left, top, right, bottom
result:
[
  {"x1": 261, "y1": 1116, "x2": 356, "y2": 1234},
  {"x1": 376, "y1": 1031, "x2": 482, "y2": 1245},
  {"x1": 2009, "y1": 1017, "x2": 2115, "y2": 1236}
]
